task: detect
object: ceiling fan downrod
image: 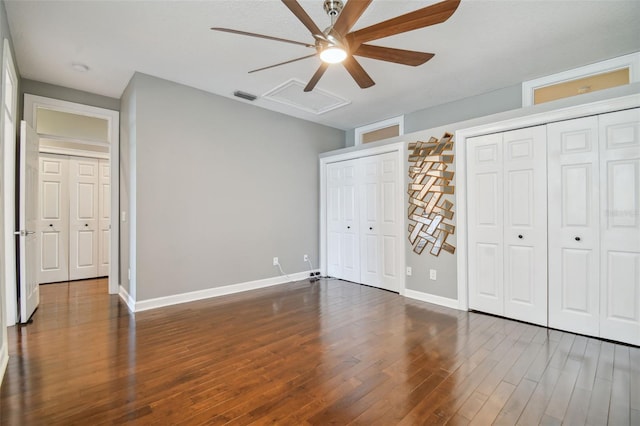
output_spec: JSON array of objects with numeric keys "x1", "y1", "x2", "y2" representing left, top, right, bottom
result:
[{"x1": 323, "y1": 0, "x2": 343, "y2": 26}]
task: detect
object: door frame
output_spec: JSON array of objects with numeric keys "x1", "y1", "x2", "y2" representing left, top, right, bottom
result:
[
  {"x1": 319, "y1": 141, "x2": 406, "y2": 294},
  {"x1": 454, "y1": 93, "x2": 640, "y2": 312},
  {"x1": 23, "y1": 94, "x2": 120, "y2": 295}
]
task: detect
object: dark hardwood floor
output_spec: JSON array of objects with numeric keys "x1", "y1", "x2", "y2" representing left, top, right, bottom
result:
[{"x1": 0, "y1": 278, "x2": 638, "y2": 425}]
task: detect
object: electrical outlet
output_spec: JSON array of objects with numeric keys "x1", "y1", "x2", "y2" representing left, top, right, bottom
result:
[
  {"x1": 273, "y1": 257, "x2": 279, "y2": 266},
  {"x1": 429, "y1": 269, "x2": 437, "y2": 280},
  {"x1": 406, "y1": 266, "x2": 412, "y2": 276},
  {"x1": 304, "y1": 254, "x2": 309, "y2": 262}
]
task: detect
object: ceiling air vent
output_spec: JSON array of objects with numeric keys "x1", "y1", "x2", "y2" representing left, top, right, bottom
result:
[{"x1": 233, "y1": 90, "x2": 257, "y2": 101}]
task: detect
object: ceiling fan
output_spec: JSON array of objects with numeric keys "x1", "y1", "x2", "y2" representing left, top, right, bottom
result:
[{"x1": 211, "y1": 0, "x2": 461, "y2": 92}]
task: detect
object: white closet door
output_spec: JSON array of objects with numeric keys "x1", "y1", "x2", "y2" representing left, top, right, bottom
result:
[
  {"x1": 548, "y1": 117, "x2": 600, "y2": 335},
  {"x1": 326, "y1": 159, "x2": 360, "y2": 283},
  {"x1": 37, "y1": 155, "x2": 69, "y2": 284},
  {"x1": 69, "y1": 157, "x2": 99, "y2": 280},
  {"x1": 599, "y1": 108, "x2": 640, "y2": 346},
  {"x1": 359, "y1": 152, "x2": 400, "y2": 292},
  {"x1": 503, "y1": 126, "x2": 547, "y2": 326},
  {"x1": 467, "y1": 133, "x2": 504, "y2": 316},
  {"x1": 98, "y1": 160, "x2": 110, "y2": 277}
]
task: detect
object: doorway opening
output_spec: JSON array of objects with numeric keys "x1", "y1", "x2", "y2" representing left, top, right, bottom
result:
[{"x1": 13, "y1": 94, "x2": 119, "y2": 324}]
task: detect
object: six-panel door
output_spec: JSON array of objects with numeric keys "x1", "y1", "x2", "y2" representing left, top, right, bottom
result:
[
  {"x1": 599, "y1": 108, "x2": 640, "y2": 346},
  {"x1": 69, "y1": 157, "x2": 99, "y2": 280},
  {"x1": 548, "y1": 116, "x2": 600, "y2": 336},
  {"x1": 38, "y1": 154, "x2": 70, "y2": 284}
]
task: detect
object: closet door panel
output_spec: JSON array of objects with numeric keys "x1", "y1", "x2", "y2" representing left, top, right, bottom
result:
[
  {"x1": 327, "y1": 164, "x2": 343, "y2": 277},
  {"x1": 503, "y1": 126, "x2": 547, "y2": 326},
  {"x1": 69, "y1": 158, "x2": 99, "y2": 280},
  {"x1": 548, "y1": 117, "x2": 600, "y2": 335},
  {"x1": 341, "y1": 164, "x2": 360, "y2": 282},
  {"x1": 360, "y1": 162, "x2": 380, "y2": 286},
  {"x1": 378, "y1": 154, "x2": 401, "y2": 291},
  {"x1": 467, "y1": 134, "x2": 504, "y2": 316},
  {"x1": 37, "y1": 155, "x2": 69, "y2": 283},
  {"x1": 599, "y1": 108, "x2": 640, "y2": 345},
  {"x1": 326, "y1": 160, "x2": 360, "y2": 283},
  {"x1": 98, "y1": 160, "x2": 110, "y2": 276}
]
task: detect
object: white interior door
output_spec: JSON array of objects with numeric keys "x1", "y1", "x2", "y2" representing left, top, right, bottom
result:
[
  {"x1": 98, "y1": 159, "x2": 110, "y2": 277},
  {"x1": 326, "y1": 159, "x2": 360, "y2": 283},
  {"x1": 69, "y1": 157, "x2": 99, "y2": 280},
  {"x1": 547, "y1": 116, "x2": 600, "y2": 335},
  {"x1": 37, "y1": 154, "x2": 69, "y2": 284},
  {"x1": 18, "y1": 121, "x2": 39, "y2": 323},
  {"x1": 359, "y1": 152, "x2": 400, "y2": 292},
  {"x1": 502, "y1": 126, "x2": 547, "y2": 326},
  {"x1": 598, "y1": 108, "x2": 640, "y2": 346},
  {"x1": 467, "y1": 133, "x2": 504, "y2": 316}
]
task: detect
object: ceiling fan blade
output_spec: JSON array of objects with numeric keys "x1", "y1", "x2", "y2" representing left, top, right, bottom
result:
[
  {"x1": 353, "y1": 44, "x2": 434, "y2": 66},
  {"x1": 249, "y1": 54, "x2": 317, "y2": 73},
  {"x1": 342, "y1": 56, "x2": 375, "y2": 89},
  {"x1": 304, "y1": 63, "x2": 329, "y2": 92},
  {"x1": 332, "y1": 0, "x2": 372, "y2": 36},
  {"x1": 211, "y1": 27, "x2": 315, "y2": 48},
  {"x1": 282, "y1": 0, "x2": 323, "y2": 37},
  {"x1": 347, "y1": 0, "x2": 460, "y2": 45}
]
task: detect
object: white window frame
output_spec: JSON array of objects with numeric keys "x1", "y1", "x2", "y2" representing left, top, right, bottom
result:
[
  {"x1": 354, "y1": 115, "x2": 404, "y2": 145},
  {"x1": 522, "y1": 52, "x2": 640, "y2": 107}
]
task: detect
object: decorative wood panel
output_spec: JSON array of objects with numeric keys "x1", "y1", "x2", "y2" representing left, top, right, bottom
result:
[{"x1": 407, "y1": 133, "x2": 456, "y2": 256}]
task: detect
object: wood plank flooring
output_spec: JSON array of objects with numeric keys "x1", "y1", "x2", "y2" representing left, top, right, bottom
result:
[{"x1": 0, "y1": 278, "x2": 637, "y2": 425}]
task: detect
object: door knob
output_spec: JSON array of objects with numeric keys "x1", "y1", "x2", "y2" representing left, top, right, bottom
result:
[
  {"x1": 575, "y1": 236, "x2": 581, "y2": 241},
  {"x1": 518, "y1": 234, "x2": 523, "y2": 239}
]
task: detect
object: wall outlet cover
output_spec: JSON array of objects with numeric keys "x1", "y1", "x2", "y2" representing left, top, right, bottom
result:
[
  {"x1": 273, "y1": 257, "x2": 279, "y2": 266},
  {"x1": 429, "y1": 269, "x2": 437, "y2": 280},
  {"x1": 406, "y1": 266, "x2": 412, "y2": 276}
]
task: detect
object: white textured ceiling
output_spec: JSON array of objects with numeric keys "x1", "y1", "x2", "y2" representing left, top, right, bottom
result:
[{"x1": 5, "y1": 0, "x2": 640, "y2": 130}]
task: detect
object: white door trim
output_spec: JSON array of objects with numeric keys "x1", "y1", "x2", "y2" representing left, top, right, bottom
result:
[
  {"x1": 23, "y1": 94, "x2": 120, "y2": 295},
  {"x1": 319, "y1": 142, "x2": 406, "y2": 294},
  {"x1": 455, "y1": 93, "x2": 640, "y2": 312}
]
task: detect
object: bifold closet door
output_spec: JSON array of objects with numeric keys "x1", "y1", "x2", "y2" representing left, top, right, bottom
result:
[
  {"x1": 359, "y1": 152, "x2": 400, "y2": 292},
  {"x1": 69, "y1": 157, "x2": 99, "y2": 280},
  {"x1": 37, "y1": 154, "x2": 69, "y2": 284},
  {"x1": 326, "y1": 159, "x2": 360, "y2": 283},
  {"x1": 598, "y1": 108, "x2": 640, "y2": 346},
  {"x1": 502, "y1": 127, "x2": 547, "y2": 325},
  {"x1": 326, "y1": 152, "x2": 401, "y2": 291},
  {"x1": 467, "y1": 133, "x2": 504, "y2": 316},
  {"x1": 548, "y1": 116, "x2": 600, "y2": 336},
  {"x1": 468, "y1": 126, "x2": 547, "y2": 326},
  {"x1": 98, "y1": 160, "x2": 110, "y2": 277}
]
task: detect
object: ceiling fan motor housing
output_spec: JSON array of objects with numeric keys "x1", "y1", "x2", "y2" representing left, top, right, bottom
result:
[{"x1": 323, "y1": 0, "x2": 343, "y2": 17}]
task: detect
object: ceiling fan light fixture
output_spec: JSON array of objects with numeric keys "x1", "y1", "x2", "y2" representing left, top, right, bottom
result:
[{"x1": 320, "y1": 46, "x2": 347, "y2": 64}]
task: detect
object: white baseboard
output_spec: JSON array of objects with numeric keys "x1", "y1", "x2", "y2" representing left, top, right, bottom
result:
[
  {"x1": 119, "y1": 285, "x2": 136, "y2": 312},
  {"x1": 133, "y1": 270, "x2": 318, "y2": 312},
  {"x1": 404, "y1": 289, "x2": 464, "y2": 311},
  {"x1": 0, "y1": 346, "x2": 8, "y2": 385}
]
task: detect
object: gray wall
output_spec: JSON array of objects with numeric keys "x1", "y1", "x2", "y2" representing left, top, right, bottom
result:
[
  {"x1": 345, "y1": 84, "x2": 522, "y2": 148},
  {"x1": 21, "y1": 79, "x2": 120, "y2": 112},
  {"x1": 121, "y1": 73, "x2": 345, "y2": 302},
  {"x1": 119, "y1": 75, "x2": 137, "y2": 297}
]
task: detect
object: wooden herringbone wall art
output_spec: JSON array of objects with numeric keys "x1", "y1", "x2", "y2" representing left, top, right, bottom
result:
[{"x1": 408, "y1": 133, "x2": 456, "y2": 256}]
